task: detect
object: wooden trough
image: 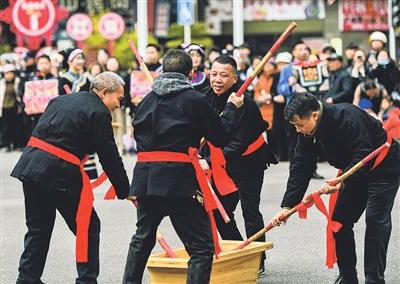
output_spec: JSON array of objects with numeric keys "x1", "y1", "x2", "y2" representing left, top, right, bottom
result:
[{"x1": 146, "y1": 240, "x2": 273, "y2": 284}]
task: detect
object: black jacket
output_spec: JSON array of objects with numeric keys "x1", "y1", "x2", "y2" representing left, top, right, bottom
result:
[
  {"x1": 202, "y1": 84, "x2": 278, "y2": 179},
  {"x1": 131, "y1": 72, "x2": 240, "y2": 197},
  {"x1": 324, "y1": 67, "x2": 353, "y2": 103},
  {"x1": 371, "y1": 61, "x2": 400, "y2": 94},
  {"x1": 11, "y1": 91, "x2": 130, "y2": 199},
  {"x1": 281, "y1": 103, "x2": 400, "y2": 208}
]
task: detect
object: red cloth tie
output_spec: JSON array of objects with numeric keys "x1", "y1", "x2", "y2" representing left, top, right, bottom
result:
[
  {"x1": 137, "y1": 149, "x2": 222, "y2": 256},
  {"x1": 206, "y1": 134, "x2": 265, "y2": 195},
  {"x1": 27, "y1": 136, "x2": 93, "y2": 263},
  {"x1": 207, "y1": 142, "x2": 237, "y2": 196},
  {"x1": 294, "y1": 134, "x2": 392, "y2": 268}
]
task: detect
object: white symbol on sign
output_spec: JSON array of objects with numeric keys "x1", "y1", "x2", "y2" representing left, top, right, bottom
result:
[
  {"x1": 180, "y1": 4, "x2": 191, "y2": 23},
  {"x1": 72, "y1": 20, "x2": 87, "y2": 35},
  {"x1": 104, "y1": 20, "x2": 118, "y2": 34},
  {"x1": 29, "y1": 13, "x2": 40, "y2": 31}
]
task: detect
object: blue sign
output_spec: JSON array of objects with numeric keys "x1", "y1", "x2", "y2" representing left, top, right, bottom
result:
[{"x1": 177, "y1": 0, "x2": 193, "y2": 26}]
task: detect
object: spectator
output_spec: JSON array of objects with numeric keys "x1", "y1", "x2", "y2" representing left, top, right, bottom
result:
[
  {"x1": 353, "y1": 78, "x2": 388, "y2": 116},
  {"x1": 58, "y1": 48, "x2": 91, "y2": 95},
  {"x1": 237, "y1": 55, "x2": 251, "y2": 86},
  {"x1": 271, "y1": 52, "x2": 293, "y2": 161},
  {"x1": 145, "y1": 43, "x2": 162, "y2": 72},
  {"x1": 366, "y1": 31, "x2": 387, "y2": 71},
  {"x1": 96, "y1": 48, "x2": 109, "y2": 69},
  {"x1": 247, "y1": 55, "x2": 263, "y2": 94},
  {"x1": 319, "y1": 45, "x2": 336, "y2": 62},
  {"x1": 254, "y1": 60, "x2": 275, "y2": 129},
  {"x1": 370, "y1": 49, "x2": 400, "y2": 94},
  {"x1": 344, "y1": 42, "x2": 359, "y2": 68},
  {"x1": 106, "y1": 57, "x2": 128, "y2": 154},
  {"x1": 19, "y1": 51, "x2": 36, "y2": 86},
  {"x1": 324, "y1": 53, "x2": 353, "y2": 104},
  {"x1": 184, "y1": 43, "x2": 210, "y2": 91},
  {"x1": 58, "y1": 48, "x2": 95, "y2": 179},
  {"x1": 0, "y1": 64, "x2": 24, "y2": 151},
  {"x1": 88, "y1": 62, "x2": 104, "y2": 80},
  {"x1": 348, "y1": 48, "x2": 368, "y2": 89},
  {"x1": 379, "y1": 96, "x2": 400, "y2": 139},
  {"x1": 238, "y1": 43, "x2": 252, "y2": 59}
]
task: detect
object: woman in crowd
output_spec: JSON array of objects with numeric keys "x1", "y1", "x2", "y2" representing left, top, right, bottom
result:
[
  {"x1": 184, "y1": 43, "x2": 209, "y2": 92},
  {"x1": 58, "y1": 48, "x2": 91, "y2": 95}
]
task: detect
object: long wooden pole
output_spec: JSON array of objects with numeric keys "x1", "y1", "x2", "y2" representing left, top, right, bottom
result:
[
  {"x1": 235, "y1": 22, "x2": 297, "y2": 97},
  {"x1": 235, "y1": 141, "x2": 391, "y2": 250},
  {"x1": 128, "y1": 39, "x2": 154, "y2": 84}
]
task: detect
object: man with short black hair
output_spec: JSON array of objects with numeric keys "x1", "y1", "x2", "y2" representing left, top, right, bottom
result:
[
  {"x1": 272, "y1": 93, "x2": 399, "y2": 284},
  {"x1": 145, "y1": 43, "x2": 162, "y2": 72},
  {"x1": 324, "y1": 54, "x2": 353, "y2": 104},
  {"x1": 122, "y1": 49, "x2": 244, "y2": 284},
  {"x1": 201, "y1": 55, "x2": 277, "y2": 277}
]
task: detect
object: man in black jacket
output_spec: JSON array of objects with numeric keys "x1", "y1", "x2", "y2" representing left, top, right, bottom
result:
[
  {"x1": 272, "y1": 93, "x2": 399, "y2": 284},
  {"x1": 122, "y1": 49, "x2": 244, "y2": 284},
  {"x1": 201, "y1": 55, "x2": 277, "y2": 276},
  {"x1": 11, "y1": 72, "x2": 130, "y2": 284},
  {"x1": 324, "y1": 53, "x2": 354, "y2": 104}
]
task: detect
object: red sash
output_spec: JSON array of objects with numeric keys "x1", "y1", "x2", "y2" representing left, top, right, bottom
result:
[
  {"x1": 295, "y1": 135, "x2": 393, "y2": 268},
  {"x1": 137, "y1": 149, "x2": 222, "y2": 256},
  {"x1": 242, "y1": 134, "x2": 265, "y2": 156},
  {"x1": 207, "y1": 134, "x2": 265, "y2": 195},
  {"x1": 27, "y1": 136, "x2": 96, "y2": 263}
]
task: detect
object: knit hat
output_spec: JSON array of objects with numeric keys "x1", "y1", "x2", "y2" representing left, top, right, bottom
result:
[
  {"x1": 275, "y1": 52, "x2": 293, "y2": 64},
  {"x1": 2, "y1": 64, "x2": 16, "y2": 73}
]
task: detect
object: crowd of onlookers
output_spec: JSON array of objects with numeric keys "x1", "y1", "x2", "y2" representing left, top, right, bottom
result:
[{"x1": 1, "y1": 30, "x2": 399, "y2": 157}]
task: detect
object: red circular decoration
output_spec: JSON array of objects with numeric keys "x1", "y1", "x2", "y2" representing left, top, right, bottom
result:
[
  {"x1": 12, "y1": 0, "x2": 56, "y2": 37},
  {"x1": 98, "y1": 12, "x2": 125, "y2": 40},
  {"x1": 66, "y1": 13, "x2": 93, "y2": 41}
]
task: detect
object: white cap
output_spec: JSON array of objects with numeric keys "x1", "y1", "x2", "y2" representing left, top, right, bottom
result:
[
  {"x1": 2, "y1": 64, "x2": 16, "y2": 73},
  {"x1": 275, "y1": 52, "x2": 293, "y2": 64},
  {"x1": 369, "y1": 31, "x2": 387, "y2": 43}
]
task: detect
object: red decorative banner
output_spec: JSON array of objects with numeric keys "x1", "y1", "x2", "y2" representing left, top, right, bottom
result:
[
  {"x1": 0, "y1": 0, "x2": 68, "y2": 50},
  {"x1": 339, "y1": 0, "x2": 389, "y2": 31}
]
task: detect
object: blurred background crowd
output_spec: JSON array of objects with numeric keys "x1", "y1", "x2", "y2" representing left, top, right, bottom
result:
[{"x1": 0, "y1": 0, "x2": 399, "y2": 158}]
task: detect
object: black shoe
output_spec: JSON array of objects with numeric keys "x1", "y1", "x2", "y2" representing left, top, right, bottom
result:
[
  {"x1": 312, "y1": 171, "x2": 324, "y2": 179},
  {"x1": 258, "y1": 266, "x2": 266, "y2": 278},
  {"x1": 334, "y1": 274, "x2": 343, "y2": 284},
  {"x1": 333, "y1": 274, "x2": 358, "y2": 284}
]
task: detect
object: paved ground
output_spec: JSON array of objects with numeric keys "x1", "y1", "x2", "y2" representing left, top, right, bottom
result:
[{"x1": 1, "y1": 151, "x2": 399, "y2": 284}]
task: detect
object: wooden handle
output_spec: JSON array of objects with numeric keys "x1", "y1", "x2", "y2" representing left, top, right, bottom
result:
[{"x1": 236, "y1": 22, "x2": 297, "y2": 97}]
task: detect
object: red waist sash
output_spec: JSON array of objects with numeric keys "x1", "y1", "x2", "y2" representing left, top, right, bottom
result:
[
  {"x1": 242, "y1": 134, "x2": 265, "y2": 156},
  {"x1": 27, "y1": 136, "x2": 94, "y2": 263},
  {"x1": 137, "y1": 149, "x2": 222, "y2": 256},
  {"x1": 207, "y1": 134, "x2": 266, "y2": 196}
]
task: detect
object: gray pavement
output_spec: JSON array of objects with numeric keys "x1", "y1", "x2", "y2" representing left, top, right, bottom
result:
[{"x1": 1, "y1": 151, "x2": 399, "y2": 284}]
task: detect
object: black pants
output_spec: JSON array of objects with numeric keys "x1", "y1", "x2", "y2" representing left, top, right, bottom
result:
[
  {"x1": 213, "y1": 172, "x2": 266, "y2": 265},
  {"x1": 2, "y1": 107, "x2": 25, "y2": 148},
  {"x1": 17, "y1": 181, "x2": 100, "y2": 284},
  {"x1": 332, "y1": 176, "x2": 399, "y2": 284},
  {"x1": 123, "y1": 196, "x2": 214, "y2": 284}
]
